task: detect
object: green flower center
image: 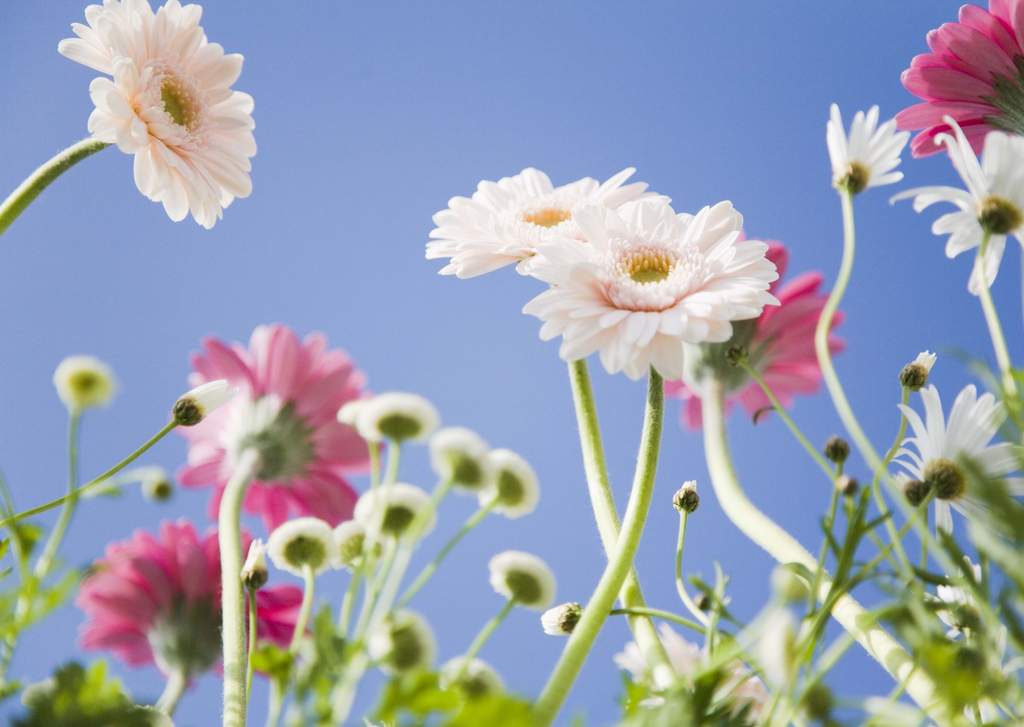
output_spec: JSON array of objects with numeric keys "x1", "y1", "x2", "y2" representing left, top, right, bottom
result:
[
  {"x1": 504, "y1": 570, "x2": 543, "y2": 605},
  {"x1": 923, "y1": 458, "x2": 965, "y2": 500},
  {"x1": 977, "y1": 195, "x2": 1022, "y2": 236},
  {"x1": 283, "y1": 535, "x2": 328, "y2": 571},
  {"x1": 240, "y1": 402, "x2": 315, "y2": 481},
  {"x1": 381, "y1": 505, "x2": 416, "y2": 536},
  {"x1": 388, "y1": 621, "x2": 427, "y2": 671},
  {"x1": 450, "y1": 455, "x2": 485, "y2": 488},
  {"x1": 149, "y1": 597, "x2": 221, "y2": 677},
  {"x1": 377, "y1": 414, "x2": 422, "y2": 442},
  {"x1": 835, "y1": 162, "x2": 870, "y2": 195},
  {"x1": 160, "y1": 76, "x2": 199, "y2": 131},
  {"x1": 496, "y1": 470, "x2": 525, "y2": 506}
]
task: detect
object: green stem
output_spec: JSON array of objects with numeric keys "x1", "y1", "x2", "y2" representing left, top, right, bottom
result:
[
  {"x1": 807, "y1": 488, "x2": 840, "y2": 613},
  {"x1": 674, "y1": 511, "x2": 708, "y2": 627},
  {"x1": 338, "y1": 568, "x2": 362, "y2": 637},
  {"x1": 245, "y1": 590, "x2": 257, "y2": 699},
  {"x1": 384, "y1": 442, "x2": 401, "y2": 485},
  {"x1": 867, "y1": 388, "x2": 913, "y2": 574},
  {"x1": 219, "y1": 450, "x2": 260, "y2": 727},
  {"x1": 155, "y1": 667, "x2": 188, "y2": 716},
  {"x1": 32, "y1": 411, "x2": 82, "y2": 582},
  {"x1": 565, "y1": 360, "x2": 674, "y2": 687},
  {"x1": 265, "y1": 683, "x2": 284, "y2": 727},
  {"x1": 368, "y1": 441, "x2": 381, "y2": 489},
  {"x1": 610, "y1": 607, "x2": 704, "y2": 635},
  {"x1": 0, "y1": 138, "x2": 110, "y2": 236},
  {"x1": 975, "y1": 233, "x2": 1017, "y2": 395},
  {"x1": 290, "y1": 566, "x2": 315, "y2": 654},
  {"x1": 534, "y1": 368, "x2": 665, "y2": 726},
  {"x1": 456, "y1": 599, "x2": 515, "y2": 681}
]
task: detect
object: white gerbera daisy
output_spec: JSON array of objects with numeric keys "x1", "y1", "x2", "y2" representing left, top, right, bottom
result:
[
  {"x1": 53, "y1": 355, "x2": 117, "y2": 411},
  {"x1": 368, "y1": 609, "x2": 436, "y2": 674},
  {"x1": 523, "y1": 199, "x2": 779, "y2": 380},
  {"x1": 894, "y1": 384, "x2": 1022, "y2": 533},
  {"x1": 353, "y1": 483, "x2": 435, "y2": 542},
  {"x1": 429, "y1": 427, "x2": 492, "y2": 491},
  {"x1": 488, "y1": 550, "x2": 556, "y2": 610},
  {"x1": 266, "y1": 517, "x2": 335, "y2": 577},
  {"x1": 426, "y1": 167, "x2": 658, "y2": 278},
  {"x1": 826, "y1": 104, "x2": 909, "y2": 194},
  {"x1": 892, "y1": 117, "x2": 1024, "y2": 294},
  {"x1": 355, "y1": 392, "x2": 440, "y2": 444},
  {"x1": 58, "y1": 0, "x2": 256, "y2": 228},
  {"x1": 479, "y1": 448, "x2": 539, "y2": 518},
  {"x1": 439, "y1": 657, "x2": 504, "y2": 697}
]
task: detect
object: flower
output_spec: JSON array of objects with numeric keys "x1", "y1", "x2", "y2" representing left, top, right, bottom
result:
[
  {"x1": 140, "y1": 467, "x2": 174, "y2": 502},
  {"x1": 479, "y1": 448, "x2": 539, "y2": 518},
  {"x1": 897, "y1": 2, "x2": 1024, "y2": 157},
  {"x1": 672, "y1": 480, "x2": 699, "y2": 514},
  {"x1": 368, "y1": 610, "x2": 436, "y2": 674},
  {"x1": 615, "y1": 623, "x2": 768, "y2": 722},
  {"x1": 77, "y1": 520, "x2": 301, "y2": 677},
  {"x1": 53, "y1": 355, "x2": 117, "y2": 411},
  {"x1": 892, "y1": 118, "x2": 1024, "y2": 294},
  {"x1": 752, "y1": 607, "x2": 798, "y2": 688},
  {"x1": 900, "y1": 351, "x2": 938, "y2": 391},
  {"x1": 58, "y1": 0, "x2": 255, "y2": 228},
  {"x1": 266, "y1": 517, "x2": 335, "y2": 577},
  {"x1": 935, "y1": 558, "x2": 983, "y2": 638},
  {"x1": 241, "y1": 538, "x2": 268, "y2": 590},
  {"x1": 894, "y1": 384, "x2": 1022, "y2": 533},
  {"x1": 439, "y1": 657, "x2": 504, "y2": 698},
  {"x1": 353, "y1": 483, "x2": 435, "y2": 542},
  {"x1": 429, "y1": 427, "x2": 492, "y2": 491},
  {"x1": 355, "y1": 392, "x2": 439, "y2": 444},
  {"x1": 523, "y1": 199, "x2": 779, "y2": 380},
  {"x1": 333, "y1": 520, "x2": 366, "y2": 570},
  {"x1": 426, "y1": 167, "x2": 657, "y2": 278},
  {"x1": 666, "y1": 244, "x2": 842, "y2": 428},
  {"x1": 172, "y1": 379, "x2": 236, "y2": 426},
  {"x1": 541, "y1": 602, "x2": 582, "y2": 636},
  {"x1": 488, "y1": 550, "x2": 556, "y2": 609},
  {"x1": 826, "y1": 104, "x2": 909, "y2": 193},
  {"x1": 178, "y1": 324, "x2": 369, "y2": 530}
]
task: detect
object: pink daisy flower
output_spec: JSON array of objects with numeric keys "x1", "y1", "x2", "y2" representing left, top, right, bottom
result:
[
  {"x1": 77, "y1": 520, "x2": 301, "y2": 677},
  {"x1": 179, "y1": 324, "x2": 369, "y2": 529},
  {"x1": 898, "y1": 1, "x2": 1024, "y2": 157},
  {"x1": 666, "y1": 244, "x2": 844, "y2": 429}
]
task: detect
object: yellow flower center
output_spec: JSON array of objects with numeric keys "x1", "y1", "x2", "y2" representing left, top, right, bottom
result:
[
  {"x1": 522, "y1": 207, "x2": 571, "y2": 228},
  {"x1": 836, "y1": 162, "x2": 870, "y2": 195},
  {"x1": 624, "y1": 248, "x2": 675, "y2": 283},
  {"x1": 977, "y1": 195, "x2": 1022, "y2": 235},
  {"x1": 160, "y1": 76, "x2": 199, "y2": 131}
]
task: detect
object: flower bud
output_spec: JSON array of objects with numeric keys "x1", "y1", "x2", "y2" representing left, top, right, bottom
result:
[
  {"x1": 822, "y1": 436, "x2": 849, "y2": 465},
  {"x1": 834, "y1": 474, "x2": 859, "y2": 497},
  {"x1": 672, "y1": 481, "x2": 699, "y2": 513},
  {"x1": 141, "y1": 469, "x2": 174, "y2": 502},
  {"x1": 173, "y1": 380, "x2": 236, "y2": 426},
  {"x1": 903, "y1": 478, "x2": 931, "y2": 507},
  {"x1": 241, "y1": 539, "x2": 269, "y2": 591},
  {"x1": 898, "y1": 351, "x2": 936, "y2": 392},
  {"x1": 541, "y1": 602, "x2": 582, "y2": 636},
  {"x1": 801, "y1": 683, "x2": 833, "y2": 721}
]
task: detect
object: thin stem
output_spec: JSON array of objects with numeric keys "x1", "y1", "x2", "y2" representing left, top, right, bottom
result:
[
  {"x1": 352, "y1": 539, "x2": 398, "y2": 642},
  {"x1": 384, "y1": 442, "x2": 401, "y2": 485},
  {"x1": 868, "y1": 388, "x2": 913, "y2": 574},
  {"x1": 290, "y1": 566, "x2": 315, "y2": 653},
  {"x1": 32, "y1": 411, "x2": 82, "y2": 581},
  {"x1": 807, "y1": 488, "x2": 840, "y2": 614},
  {"x1": 155, "y1": 668, "x2": 188, "y2": 716},
  {"x1": 219, "y1": 450, "x2": 260, "y2": 727},
  {"x1": 265, "y1": 683, "x2": 284, "y2": 727},
  {"x1": 456, "y1": 599, "x2": 516, "y2": 682},
  {"x1": 674, "y1": 511, "x2": 709, "y2": 626},
  {"x1": 975, "y1": 233, "x2": 1017, "y2": 395},
  {"x1": 338, "y1": 568, "x2": 362, "y2": 637},
  {"x1": 534, "y1": 368, "x2": 666, "y2": 726},
  {"x1": 0, "y1": 138, "x2": 110, "y2": 236},
  {"x1": 368, "y1": 441, "x2": 381, "y2": 489},
  {"x1": 610, "y1": 607, "x2": 704, "y2": 635},
  {"x1": 245, "y1": 590, "x2": 257, "y2": 699}
]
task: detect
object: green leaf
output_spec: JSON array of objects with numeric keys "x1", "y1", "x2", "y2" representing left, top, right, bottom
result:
[
  {"x1": 11, "y1": 523, "x2": 42, "y2": 563},
  {"x1": 373, "y1": 670, "x2": 459, "y2": 723},
  {"x1": 250, "y1": 643, "x2": 294, "y2": 685},
  {"x1": 443, "y1": 692, "x2": 534, "y2": 727}
]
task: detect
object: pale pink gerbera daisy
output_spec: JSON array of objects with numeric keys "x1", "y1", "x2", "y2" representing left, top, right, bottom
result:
[
  {"x1": 898, "y1": 0, "x2": 1024, "y2": 157},
  {"x1": 78, "y1": 520, "x2": 301, "y2": 678},
  {"x1": 58, "y1": 0, "x2": 255, "y2": 228},
  {"x1": 666, "y1": 243, "x2": 844, "y2": 428},
  {"x1": 180, "y1": 324, "x2": 369, "y2": 529}
]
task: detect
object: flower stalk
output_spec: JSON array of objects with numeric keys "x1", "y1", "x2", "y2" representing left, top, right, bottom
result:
[{"x1": 974, "y1": 232, "x2": 1017, "y2": 395}]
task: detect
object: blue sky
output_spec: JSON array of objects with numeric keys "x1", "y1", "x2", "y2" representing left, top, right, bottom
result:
[{"x1": 0, "y1": 1, "x2": 1015, "y2": 725}]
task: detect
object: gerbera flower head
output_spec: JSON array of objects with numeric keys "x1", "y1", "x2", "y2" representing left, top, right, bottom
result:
[
  {"x1": 898, "y1": 1, "x2": 1024, "y2": 157},
  {"x1": 353, "y1": 483, "x2": 435, "y2": 542},
  {"x1": 426, "y1": 167, "x2": 658, "y2": 278},
  {"x1": 59, "y1": 0, "x2": 256, "y2": 228},
  {"x1": 179, "y1": 324, "x2": 369, "y2": 530},
  {"x1": 77, "y1": 520, "x2": 301, "y2": 678},
  {"x1": 826, "y1": 104, "x2": 909, "y2": 193},
  {"x1": 666, "y1": 243, "x2": 842, "y2": 429},
  {"x1": 354, "y1": 392, "x2": 439, "y2": 444},
  {"x1": 523, "y1": 199, "x2": 779, "y2": 381},
  {"x1": 894, "y1": 384, "x2": 1022, "y2": 533},
  {"x1": 892, "y1": 118, "x2": 1024, "y2": 294}
]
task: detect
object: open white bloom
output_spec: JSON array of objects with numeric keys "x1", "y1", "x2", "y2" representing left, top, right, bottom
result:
[
  {"x1": 332, "y1": 520, "x2": 366, "y2": 570},
  {"x1": 894, "y1": 384, "x2": 1022, "y2": 533},
  {"x1": 174, "y1": 378, "x2": 235, "y2": 426},
  {"x1": 488, "y1": 550, "x2": 556, "y2": 610},
  {"x1": 439, "y1": 657, "x2": 504, "y2": 697},
  {"x1": 429, "y1": 427, "x2": 492, "y2": 491},
  {"x1": 523, "y1": 199, "x2": 779, "y2": 380},
  {"x1": 368, "y1": 610, "x2": 436, "y2": 674},
  {"x1": 935, "y1": 558, "x2": 982, "y2": 638},
  {"x1": 826, "y1": 104, "x2": 909, "y2": 193},
  {"x1": 266, "y1": 517, "x2": 335, "y2": 577},
  {"x1": 541, "y1": 601, "x2": 582, "y2": 636},
  {"x1": 353, "y1": 483, "x2": 435, "y2": 542},
  {"x1": 356, "y1": 392, "x2": 439, "y2": 443},
  {"x1": 58, "y1": 0, "x2": 255, "y2": 228},
  {"x1": 426, "y1": 167, "x2": 657, "y2": 278},
  {"x1": 892, "y1": 117, "x2": 1024, "y2": 294},
  {"x1": 479, "y1": 448, "x2": 539, "y2": 518},
  {"x1": 241, "y1": 538, "x2": 268, "y2": 590},
  {"x1": 53, "y1": 355, "x2": 117, "y2": 411}
]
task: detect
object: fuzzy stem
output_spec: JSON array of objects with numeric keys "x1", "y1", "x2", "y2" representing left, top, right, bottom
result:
[
  {"x1": 534, "y1": 368, "x2": 665, "y2": 725},
  {"x1": 674, "y1": 511, "x2": 708, "y2": 627},
  {"x1": 338, "y1": 568, "x2": 362, "y2": 637},
  {"x1": 290, "y1": 566, "x2": 316, "y2": 653},
  {"x1": 156, "y1": 667, "x2": 188, "y2": 716},
  {"x1": 384, "y1": 442, "x2": 401, "y2": 485},
  {"x1": 33, "y1": 411, "x2": 82, "y2": 581},
  {"x1": 245, "y1": 590, "x2": 258, "y2": 699},
  {"x1": 975, "y1": 232, "x2": 1017, "y2": 395}
]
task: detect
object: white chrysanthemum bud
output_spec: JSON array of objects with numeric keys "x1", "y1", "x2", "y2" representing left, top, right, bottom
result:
[
  {"x1": 429, "y1": 427, "x2": 492, "y2": 491},
  {"x1": 479, "y1": 449, "x2": 539, "y2": 518},
  {"x1": 672, "y1": 481, "x2": 699, "y2": 513},
  {"x1": 139, "y1": 467, "x2": 174, "y2": 502},
  {"x1": 439, "y1": 657, "x2": 504, "y2": 698},
  {"x1": 266, "y1": 517, "x2": 335, "y2": 577},
  {"x1": 355, "y1": 392, "x2": 440, "y2": 443},
  {"x1": 770, "y1": 566, "x2": 809, "y2": 605},
  {"x1": 53, "y1": 355, "x2": 117, "y2": 412},
  {"x1": 241, "y1": 538, "x2": 269, "y2": 591},
  {"x1": 333, "y1": 520, "x2": 366, "y2": 570},
  {"x1": 353, "y1": 483, "x2": 435, "y2": 542},
  {"x1": 899, "y1": 351, "x2": 937, "y2": 392},
  {"x1": 336, "y1": 399, "x2": 368, "y2": 427},
  {"x1": 541, "y1": 601, "x2": 582, "y2": 636},
  {"x1": 173, "y1": 379, "x2": 236, "y2": 426},
  {"x1": 488, "y1": 550, "x2": 556, "y2": 610},
  {"x1": 368, "y1": 609, "x2": 436, "y2": 674}
]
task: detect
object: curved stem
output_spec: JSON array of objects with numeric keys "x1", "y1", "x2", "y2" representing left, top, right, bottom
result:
[
  {"x1": 33, "y1": 411, "x2": 82, "y2": 581},
  {"x1": 455, "y1": 599, "x2": 516, "y2": 682},
  {"x1": 0, "y1": 138, "x2": 110, "y2": 236},
  {"x1": 674, "y1": 511, "x2": 708, "y2": 627},
  {"x1": 245, "y1": 590, "x2": 257, "y2": 699},
  {"x1": 699, "y1": 378, "x2": 942, "y2": 719},
  {"x1": 156, "y1": 668, "x2": 188, "y2": 716},
  {"x1": 534, "y1": 368, "x2": 665, "y2": 726},
  {"x1": 975, "y1": 233, "x2": 1017, "y2": 395},
  {"x1": 565, "y1": 360, "x2": 674, "y2": 687},
  {"x1": 610, "y1": 607, "x2": 704, "y2": 635},
  {"x1": 290, "y1": 566, "x2": 316, "y2": 654},
  {"x1": 219, "y1": 450, "x2": 260, "y2": 727}
]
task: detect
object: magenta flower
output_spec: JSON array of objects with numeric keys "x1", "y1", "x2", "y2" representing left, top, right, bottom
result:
[
  {"x1": 77, "y1": 520, "x2": 301, "y2": 677},
  {"x1": 179, "y1": 324, "x2": 369, "y2": 529},
  {"x1": 898, "y1": 1, "x2": 1024, "y2": 156},
  {"x1": 666, "y1": 244, "x2": 844, "y2": 429}
]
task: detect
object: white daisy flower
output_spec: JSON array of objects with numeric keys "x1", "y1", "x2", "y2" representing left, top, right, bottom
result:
[
  {"x1": 429, "y1": 427, "x2": 492, "y2": 491},
  {"x1": 540, "y1": 601, "x2": 582, "y2": 636},
  {"x1": 353, "y1": 483, "x2": 435, "y2": 542},
  {"x1": 241, "y1": 538, "x2": 268, "y2": 590},
  {"x1": 58, "y1": 0, "x2": 256, "y2": 229},
  {"x1": 266, "y1": 517, "x2": 335, "y2": 577},
  {"x1": 753, "y1": 607, "x2": 798, "y2": 689},
  {"x1": 53, "y1": 355, "x2": 117, "y2": 411},
  {"x1": 355, "y1": 392, "x2": 440, "y2": 444},
  {"x1": 139, "y1": 467, "x2": 174, "y2": 502},
  {"x1": 426, "y1": 167, "x2": 658, "y2": 278},
  {"x1": 336, "y1": 398, "x2": 369, "y2": 427},
  {"x1": 892, "y1": 117, "x2": 1024, "y2": 294},
  {"x1": 479, "y1": 448, "x2": 539, "y2": 518},
  {"x1": 522, "y1": 199, "x2": 779, "y2": 380},
  {"x1": 332, "y1": 520, "x2": 366, "y2": 570},
  {"x1": 894, "y1": 384, "x2": 1022, "y2": 533},
  {"x1": 173, "y1": 378, "x2": 235, "y2": 426},
  {"x1": 826, "y1": 104, "x2": 909, "y2": 194},
  {"x1": 934, "y1": 558, "x2": 982, "y2": 639},
  {"x1": 368, "y1": 609, "x2": 436, "y2": 674},
  {"x1": 488, "y1": 550, "x2": 556, "y2": 610},
  {"x1": 439, "y1": 657, "x2": 504, "y2": 697}
]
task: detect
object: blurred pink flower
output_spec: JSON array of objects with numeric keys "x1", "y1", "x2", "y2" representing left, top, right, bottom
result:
[
  {"x1": 77, "y1": 520, "x2": 301, "y2": 676},
  {"x1": 179, "y1": 324, "x2": 369, "y2": 529},
  {"x1": 666, "y1": 244, "x2": 844, "y2": 429},
  {"x1": 897, "y1": 1, "x2": 1024, "y2": 157}
]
